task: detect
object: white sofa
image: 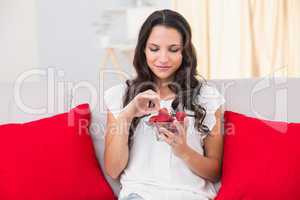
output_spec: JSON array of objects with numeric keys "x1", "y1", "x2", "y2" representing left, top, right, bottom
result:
[{"x1": 1, "y1": 77, "x2": 299, "y2": 196}]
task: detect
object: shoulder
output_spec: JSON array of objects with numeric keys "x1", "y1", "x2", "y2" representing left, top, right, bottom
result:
[
  {"x1": 104, "y1": 83, "x2": 127, "y2": 103},
  {"x1": 199, "y1": 84, "x2": 222, "y2": 98},
  {"x1": 104, "y1": 83, "x2": 127, "y2": 96},
  {"x1": 103, "y1": 82, "x2": 128, "y2": 114},
  {"x1": 192, "y1": 84, "x2": 225, "y2": 132},
  {"x1": 196, "y1": 83, "x2": 225, "y2": 113}
]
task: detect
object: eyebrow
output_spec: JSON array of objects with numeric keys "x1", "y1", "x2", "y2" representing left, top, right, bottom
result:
[{"x1": 148, "y1": 43, "x2": 181, "y2": 47}]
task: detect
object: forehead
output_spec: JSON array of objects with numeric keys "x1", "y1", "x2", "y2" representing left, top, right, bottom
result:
[{"x1": 147, "y1": 25, "x2": 182, "y2": 45}]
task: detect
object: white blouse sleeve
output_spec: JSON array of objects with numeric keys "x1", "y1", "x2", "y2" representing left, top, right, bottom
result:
[
  {"x1": 103, "y1": 83, "x2": 127, "y2": 118},
  {"x1": 197, "y1": 84, "x2": 225, "y2": 132}
]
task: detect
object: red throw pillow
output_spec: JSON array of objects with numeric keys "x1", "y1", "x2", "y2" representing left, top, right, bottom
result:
[
  {"x1": 215, "y1": 111, "x2": 300, "y2": 200},
  {"x1": 0, "y1": 104, "x2": 115, "y2": 200}
]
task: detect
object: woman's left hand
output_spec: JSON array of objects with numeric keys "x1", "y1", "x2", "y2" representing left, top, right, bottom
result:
[{"x1": 159, "y1": 118, "x2": 190, "y2": 159}]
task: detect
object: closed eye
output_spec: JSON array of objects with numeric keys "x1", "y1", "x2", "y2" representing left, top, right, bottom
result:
[
  {"x1": 169, "y1": 48, "x2": 180, "y2": 53},
  {"x1": 149, "y1": 48, "x2": 159, "y2": 52}
]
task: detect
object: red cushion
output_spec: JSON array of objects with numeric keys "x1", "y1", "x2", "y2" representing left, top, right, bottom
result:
[
  {"x1": 0, "y1": 104, "x2": 115, "y2": 200},
  {"x1": 215, "y1": 111, "x2": 300, "y2": 200}
]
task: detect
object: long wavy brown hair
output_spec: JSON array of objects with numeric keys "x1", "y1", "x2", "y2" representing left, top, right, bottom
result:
[{"x1": 123, "y1": 9, "x2": 209, "y2": 146}]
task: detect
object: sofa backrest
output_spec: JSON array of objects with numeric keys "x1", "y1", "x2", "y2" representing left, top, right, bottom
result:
[
  {"x1": 212, "y1": 77, "x2": 300, "y2": 122},
  {"x1": 1, "y1": 77, "x2": 299, "y2": 195}
]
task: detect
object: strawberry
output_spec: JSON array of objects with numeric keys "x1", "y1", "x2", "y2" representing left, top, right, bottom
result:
[
  {"x1": 149, "y1": 116, "x2": 158, "y2": 123},
  {"x1": 148, "y1": 107, "x2": 175, "y2": 123},
  {"x1": 156, "y1": 114, "x2": 173, "y2": 122},
  {"x1": 158, "y1": 108, "x2": 169, "y2": 116},
  {"x1": 175, "y1": 112, "x2": 187, "y2": 122}
]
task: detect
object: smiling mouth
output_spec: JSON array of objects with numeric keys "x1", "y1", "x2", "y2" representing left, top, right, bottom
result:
[{"x1": 156, "y1": 66, "x2": 171, "y2": 69}]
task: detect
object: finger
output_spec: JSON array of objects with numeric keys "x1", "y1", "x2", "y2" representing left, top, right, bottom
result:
[
  {"x1": 147, "y1": 100, "x2": 160, "y2": 114},
  {"x1": 160, "y1": 133, "x2": 173, "y2": 145},
  {"x1": 159, "y1": 130, "x2": 176, "y2": 146},
  {"x1": 159, "y1": 127, "x2": 176, "y2": 140},
  {"x1": 184, "y1": 117, "x2": 189, "y2": 132},
  {"x1": 142, "y1": 94, "x2": 160, "y2": 102},
  {"x1": 143, "y1": 90, "x2": 160, "y2": 100},
  {"x1": 147, "y1": 106, "x2": 160, "y2": 114},
  {"x1": 136, "y1": 95, "x2": 160, "y2": 114},
  {"x1": 144, "y1": 89, "x2": 159, "y2": 96},
  {"x1": 173, "y1": 120, "x2": 185, "y2": 136},
  {"x1": 146, "y1": 98, "x2": 161, "y2": 112},
  {"x1": 142, "y1": 94, "x2": 160, "y2": 107},
  {"x1": 176, "y1": 117, "x2": 189, "y2": 133},
  {"x1": 152, "y1": 100, "x2": 160, "y2": 111}
]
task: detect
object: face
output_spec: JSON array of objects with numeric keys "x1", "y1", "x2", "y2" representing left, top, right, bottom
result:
[{"x1": 144, "y1": 25, "x2": 183, "y2": 84}]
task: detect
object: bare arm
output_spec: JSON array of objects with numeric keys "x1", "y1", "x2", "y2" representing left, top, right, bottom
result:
[
  {"x1": 181, "y1": 108, "x2": 224, "y2": 182},
  {"x1": 104, "y1": 109, "x2": 133, "y2": 179},
  {"x1": 159, "y1": 108, "x2": 224, "y2": 182},
  {"x1": 104, "y1": 89, "x2": 160, "y2": 179}
]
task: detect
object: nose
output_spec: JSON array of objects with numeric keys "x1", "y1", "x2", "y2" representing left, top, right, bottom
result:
[{"x1": 158, "y1": 50, "x2": 169, "y2": 64}]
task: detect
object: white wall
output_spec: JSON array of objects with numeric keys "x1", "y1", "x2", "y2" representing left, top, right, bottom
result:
[
  {"x1": 37, "y1": 0, "x2": 172, "y2": 83},
  {"x1": 0, "y1": 0, "x2": 39, "y2": 82},
  {"x1": 37, "y1": 0, "x2": 102, "y2": 81},
  {"x1": 0, "y1": 0, "x2": 172, "y2": 83}
]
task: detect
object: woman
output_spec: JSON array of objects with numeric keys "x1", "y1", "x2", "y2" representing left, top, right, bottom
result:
[{"x1": 104, "y1": 9, "x2": 225, "y2": 200}]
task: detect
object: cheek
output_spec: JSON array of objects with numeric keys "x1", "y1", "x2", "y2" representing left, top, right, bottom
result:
[
  {"x1": 171, "y1": 53, "x2": 183, "y2": 67},
  {"x1": 145, "y1": 50, "x2": 156, "y2": 64}
]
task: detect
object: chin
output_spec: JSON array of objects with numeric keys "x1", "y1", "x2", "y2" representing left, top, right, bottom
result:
[
  {"x1": 150, "y1": 67, "x2": 177, "y2": 82},
  {"x1": 154, "y1": 74, "x2": 174, "y2": 82}
]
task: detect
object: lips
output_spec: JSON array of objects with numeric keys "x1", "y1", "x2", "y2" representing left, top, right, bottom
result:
[{"x1": 156, "y1": 65, "x2": 171, "y2": 69}]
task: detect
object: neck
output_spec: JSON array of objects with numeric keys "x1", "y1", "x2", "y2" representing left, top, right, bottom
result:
[{"x1": 156, "y1": 79, "x2": 175, "y2": 100}]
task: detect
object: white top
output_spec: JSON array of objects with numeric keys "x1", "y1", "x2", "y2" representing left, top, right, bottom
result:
[{"x1": 104, "y1": 83, "x2": 225, "y2": 200}]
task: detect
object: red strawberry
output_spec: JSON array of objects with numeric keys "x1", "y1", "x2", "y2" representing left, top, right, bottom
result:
[
  {"x1": 175, "y1": 112, "x2": 187, "y2": 122},
  {"x1": 156, "y1": 114, "x2": 173, "y2": 122},
  {"x1": 158, "y1": 108, "x2": 169, "y2": 116},
  {"x1": 149, "y1": 116, "x2": 158, "y2": 123},
  {"x1": 148, "y1": 108, "x2": 175, "y2": 124}
]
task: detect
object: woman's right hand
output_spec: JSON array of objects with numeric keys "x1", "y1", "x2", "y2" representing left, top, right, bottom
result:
[{"x1": 123, "y1": 89, "x2": 161, "y2": 118}]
